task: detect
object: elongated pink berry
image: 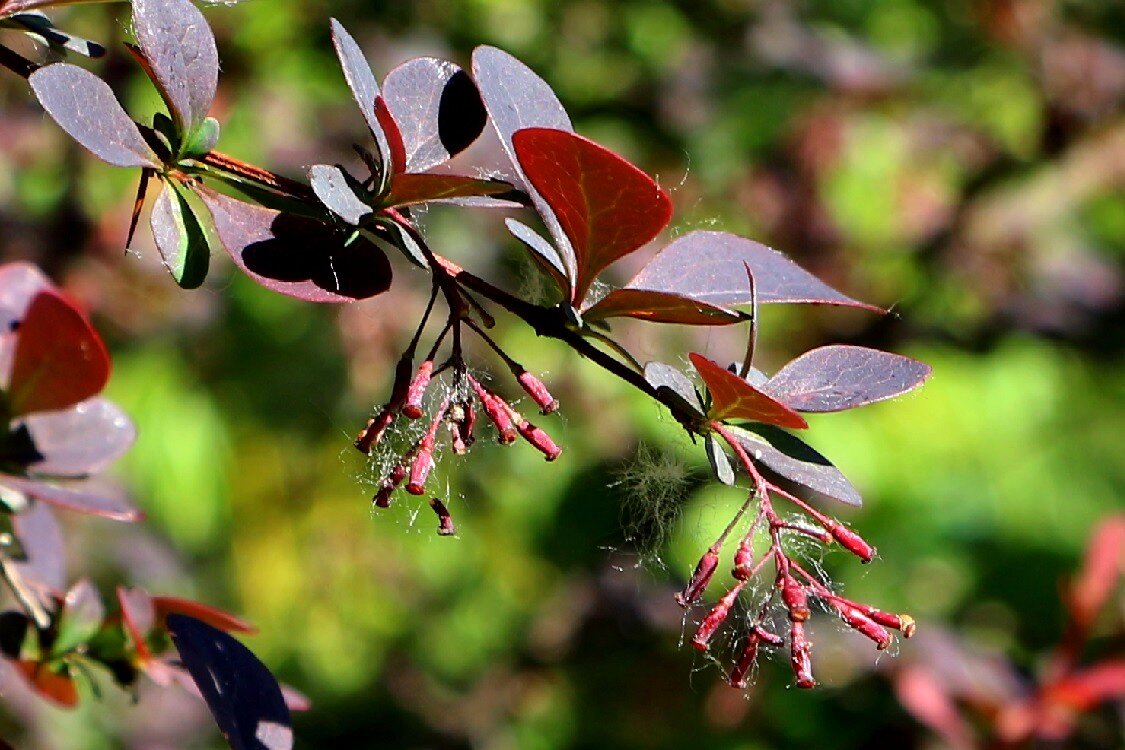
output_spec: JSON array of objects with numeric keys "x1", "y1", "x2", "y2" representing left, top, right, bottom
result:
[
  {"x1": 517, "y1": 420, "x2": 562, "y2": 461},
  {"x1": 781, "y1": 574, "x2": 810, "y2": 622},
  {"x1": 835, "y1": 602, "x2": 892, "y2": 650},
  {"x1": 692, "y1": 582, "x2": 744, "y2": 651},
  {"x1": 468, "y1": 376, "x2": 517, "y2": 444},
  {"x1": 459, "y1": 401, "x2": 476, "y2": 446},
  {"x1": 430, "y1": 498, "x2": 456, "y2": 536},
  {"x1": 863, "y1": 607, "x2": 916, "y2": 637},
  {"x1": 729, "y1": 632, "x2": 760, "y2": 689},
  {"x1": 355, "y1": 408, "x2": 396, "y2": 454},
  {"x1": 732, "y1": 533, "x2": 755, "y2": 580},
  {"x1": 402, "y1": 360, "x2": 434, "y2": 419},
  {"x1": 517, "y1": 370, "x2": 559, "y2": 414},
  {"x1": 675, "y1": 548, "x2": 720, "y2": 607},
  {"x1": 374, "y1": 463, "x2": 407, "y2": 508},
  {"x1": 753, "y1": 624, "x2": 784, "y2": 647},
  {"x1": 789, "y1": 621, "x2": 816, "y2": 688},
  {"x1": 829, "y1": 522, "x2": 876, "y2": 563},
  {"x1": 406, "y1": 408, "x2": 445, "y2": 494}
]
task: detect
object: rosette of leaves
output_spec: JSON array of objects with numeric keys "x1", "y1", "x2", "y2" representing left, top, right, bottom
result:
[
  {"x1": 0, "y1": 0, "x2": 107, "y2": 59},
  {"x1": 0, "y1": 581, "x2": 303, "y2": 750},
  {"x1": 0, "y1": 263, "x2": 141, "y2": 626},
  {"x1": 303, "y1": 20, "x2": 517, "y2": 270}
]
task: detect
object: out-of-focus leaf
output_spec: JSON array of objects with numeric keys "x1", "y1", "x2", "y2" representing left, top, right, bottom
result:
[
  {"x1": 763, "y1": 345, "x2": 932, "y2": 412},
  {"x1": 506, "y1": 218, "x2": 568, "y2": 293},
  {"x1": 1066, "y1": 515, "x2": 1125, "y2": 632},
  {"x1": 195, "y1": 188, "x2": 392, "y2": 303},
  {"x1": 11, "y1": 660, "x2": 77, "y2": 707},
  {"x1": 625, "y1": 231, "x2": 885, "y2": 312},
  {"x1": 308, "y1": 164, "x2": 371, "y2": 225},
  {"x1": 583, "y1": 288, "x2": 742, "y2": 325},
  {"x1": 705, "y1": 434, "x2": 735, "y2": 485},
  {"x1": 153, "y1": 596, "x2": 257, "y2": 635},
  {"x1": 473, "y1": 45, "x2": 576, "y2": 286},
  {"x1": 643, "y1": 361, "x2": 705, "y2": 417},
  {"x1": 382, "y1": 58, "x2": 486, "y2": 172},
  {"x1": 117, "y1": 585, "x2": 155, "y2": 659},
  {"x1": 5, "y1": 13, "x2": 105, "y2": 57},
  {"x1": 0, "y1": 1, "x2": 111, "y2": 14},
  {"x1": 0, "y1": 262, "x2": 49, "y2": 381},
  {"x1": 24, "y1": 397, "x2": 135, "y2": 477},
  {"x1": 513, "y1": 128, "x2": 672, "y2": 305},
  {"x1": 0, "y1": 476, "x2": 142, "y2": 521},
  {"x1": 690, "y1": 353, "x2": 808, "y2": 429},
  {"x1": 1041, "y1": 661, "x2": 1125, "y2": 714},
  {"x1": 132, "y1": 0, "x2": 217, "y2": 134},
  {"x1": 29, "y1": 64, "x2": 159, "y2": 168},
  {"x1": 53, "y1": 579, "x2": 104, "y2": 655},
  {"x1": 382, "y1": 173, "x2": 512, "y2": 207},
  {"x1": 150, "y1": 179, "x2": 210, "y2": 289},
  {"x1": 894, "y1": 666, "x2": 975, "y2": 750},
  {"x1": 7, "y1": 290, "x2": 110, "y2": 417},
  {"x1": 9, "y1": 501, "x2": 64, "y2": 593},
  {"x1": 167, "y1": 614, "x2": 292, "y2": 750},
  {"x1": 728, "y1": 424, "x2": 862, "y2": 506},
  {"x1": 329, "y1": 18, "x2": 395, "y2": 191}
]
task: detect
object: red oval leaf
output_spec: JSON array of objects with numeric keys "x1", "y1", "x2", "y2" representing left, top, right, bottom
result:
[
  {"x1": 512, "y1": 127, "x2": 672, "y2": 306},
  {"x1": 153, "y1": 596, "x2": 257, "y2": 635},
  {"x1": 690, "y1": 353, "x2": 808, "y2": 429},
  {"x1": 7, "y1": 290, "x2": 109, "y2": 417},
  {"x1": 583, "y1": 288, "x2": 742, "y2": 325},
  {"x1": 763, "y1": 345, "x2": 932, "y2": 413}
]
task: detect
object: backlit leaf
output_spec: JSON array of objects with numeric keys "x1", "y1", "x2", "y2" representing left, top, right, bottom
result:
[
  {"x1": 690, "y1": 353, "x2": 808, "y2": 429},
  {"x1": 513, "y1": 127, "x2": 673, "y2": 305},
  {"x1": 706, "y1": 434, "x2": 735, "y2": 485},
  {"x1": 132, "y1": 0, "x2": 218, "y2": 134},
  {"x1": 25, "y1": 397, "x2": 136, "y2": 477},
  {"x1": 763, "y1": 345, "x2": 932, "y2": 412},
  {"x1": 0, "y1": 476, "x2": 142, "y2": 521},
  {"x1": 7, "y1": 289, "x2": 110, "y2": 417},
  {"x1": 382, "y1": 58, "x2": 486, "y2": 172},
  {"x1": 329, "y1": 19, "x2": 395, "y2": 190},
  {"x1": 382, "y1": 173, "x2": 512, "y2": 208},
  {"x1": 150, "y1": 179, "x2": 210, "y2": 289},
  {"x1": 308, "y1": 164, "x2": 371, "y2": 225},
  {"x1": 643, "y1": 361, "x2": 704, "y2": 417},
  {"x1": 117, "y1": 585, "x2": 155, "y2": 659},
  {"x1": 626, "y1": 231, "x2": 884, "y2": 312},
  {"x1": 168, "y1": 614, "x2": 292, "y2": 750},
  {"x1": 195, "y1": 188, "x2": 392, "y2": 303},
  {"x1": 729, "y1": 424, "x2": 862, "y2": 507},
  {"x1": 29, "y1": 64, "x2": 159, "y2": 168},
  {"x1": 506, "y1": 218, "x2": 568, "y2": 294},
  {"x1": 9, "y1": 501, "x2": 64, "y2": 594},
  {"x1": 583, "y1": 288, "x2": 742, "y2": 325}
]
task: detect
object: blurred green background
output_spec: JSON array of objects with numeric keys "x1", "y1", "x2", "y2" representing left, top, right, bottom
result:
[{"x1": 1, "y1": 0, "x2": 1122, "y2": 747}]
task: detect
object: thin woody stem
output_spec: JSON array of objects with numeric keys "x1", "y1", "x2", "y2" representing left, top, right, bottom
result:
[{"x1": 0, "y1": 43, "x2": 38, "y2": 79}]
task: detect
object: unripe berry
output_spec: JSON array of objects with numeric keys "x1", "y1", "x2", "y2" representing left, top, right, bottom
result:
[
  {"x1": 373, "y1": 463, "x2": 407, "y2": 508},
  {"x1": 729, "y1": 633, "x2": 759, "y2": 689},
  {"x1": 829, "y1": 521, "x2": 876, "y2": 563},
  {"x1": 789, "y1": 621, "x2": 816, "y2": 689},
  {"x1": 675, "y1": 548, "x2": 720, "y2": 608},
  {"x1": 430, "y1": 498, "x2": 456, "y2": 536},
  {"x1": 355, "y1": 408, "x2": 395, "y2": 454},
  {"x1": 516, "y1": 370, "x2": 559, "y2": 414},
  {"x1": 781, "y1": 574, "x2": 810, "y2": 622},
  {"x1": 692, "y1": 582, "x2": 743, "y2": 651},
  {"x1": 836, "y1": 603, "x2": 892, "y2": 650},
  {"x1": 517, "y1": 420, "x2": 562, "y2": 461},
  {"x1": 402, "y1": 360, "x2": 434, "y2": 419}
]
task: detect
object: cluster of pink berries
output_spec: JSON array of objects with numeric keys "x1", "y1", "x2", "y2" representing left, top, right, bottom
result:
[{"x1": 354, "y1": 357, "x2": 562, "y2": 535}]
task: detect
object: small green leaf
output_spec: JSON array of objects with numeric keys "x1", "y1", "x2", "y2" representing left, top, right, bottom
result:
[
  {"x1": 181, "y1": 117, "x2": 220, "y2": 159},
  {"x1": 52, "y1": 580, "x2": 105, "y2": 657},
  {"x1": 150, "y1": 179, "x2": 209, "y2": 289}
]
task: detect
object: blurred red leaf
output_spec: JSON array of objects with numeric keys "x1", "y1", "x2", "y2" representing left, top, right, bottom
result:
[
  {"x1": 1066, "y1": 514, "x2": 1125, "y2": 632},
  {"x1": 513, "y1": 127, "x2": 672, "y2": 305},
  {"x1": 12, "y1": 660, "x2": 78, "y2": 708},
  {"x1": 7, "y1": 290, "x2": 109, "y2": 417},
  {"x1": 690, "y1": 353, "x2": 808, "y2": 429},
  {"x1": 153, "y1": 596, "x2": 257, "y2": 635},
  {"x1": 894, "y1": 666, "x2": 974, "y2": 750}
]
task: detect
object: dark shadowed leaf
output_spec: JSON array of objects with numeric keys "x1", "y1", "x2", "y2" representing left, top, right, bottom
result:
[
  {"x1": 764, "y1": 345, "x2": 932, "y2": 413},
  {"x1": 25, "y1": 397, "x2": 135, "y2": 477},
  {"x1": 54, "y1": 578, "x2": 104, "y2": 655},
  {"x1": 583, "y1": 288, "x2": 742, "y2": 325},
  {"x1": 8, "y1": 501, "x2": 65, "y2": 593},
  {"x1": 705, "y1": 434, "x2": 735, "y2": 485},
  {"x1": 506, "y1": 218, "x2": 568, "y2": 293},
  {"x1": 168, "y1": 614, "x2": 292, "y2": 750},
  {"x1": 150, "y1": 179, "x2": 210, "y2": 289},
  {"x1": 329, "y1": 19, "x2": 395, "y2": 191},
  {"x1": 472, "y1": 45, "x2": 576, "y2": 286},
  {"x1": 382, "y1": 58, "x2": 486, "y2": 172},
  {"x1": 0, "y1": 476, "x2": 142, "y2": 521},
  {"x1": 626, "y1": 231, "x2": 885, "y2": 312},
  {"x1": 5, "y1": 12, "x2": 105, "y2": 57},
  {"x1": 643, "y1": 361, "x2": 705, "y2": 417},
  {"x1": 690, "y1": 353, "x2": 808, "y2": 429},
  {"x1": 153, "y1": 597, "x2": 257, "y2": 635},
  {"x1": 7, "y1": 290, "x2": 110, "y2": 417},
  {"x1": 195, "y1": 188, "x2": 392, "y2": 303},
  {"x1": 729, "y1": 424, "x2": 862, "y2": 507},
  {"x1": 513, "y1": 127, "x2": 673, "y2": 305},
  {"x1": 382, "y1": 173, "x2": 512, "y2": 208},
  {"x1": 29, "y1": 64, "x2": 159, "y2": 168},
  {"x1": 132, "y1": 0, "x2": 218, "y2": 134},
  {"x1": 308, "y1": 164, "x2": 371, "y2": 225}
]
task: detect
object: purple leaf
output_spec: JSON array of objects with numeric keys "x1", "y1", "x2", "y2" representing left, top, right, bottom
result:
[
  {"x1": 472, "y1": 46, "x2": 576, "y2": 286},
  {"x1": 308, "y1": 164, "x2": 371, "y2": 225},
  {"x1": 764, "y1": 345, "x2": 932, "y2": 413},
  {"x1": 329, "y1": 19, "x2": 395, "y2": 188},
  {"x1": 29, "y1": 63, "x2": 160, "y2": 168},
  {"x1": 729, "y1": 424, "x2": 862, "y2": 507},
  {"x1": 505, "y1": 218, "x2": 568, "y2": 293},
  {"x1": 132, "y1": 0, "x2": 218, "y2": 134},
  {"x1": 382, "y1": 58, "x2": 486, "y2": 172},
  {"x1": 626, "y1": 231, "x2": 885, "y2": 312},
  {"x1": 9, "y1": 501, "x2": 64, "y2": 594},
  {"x1": 167, "y1": 614, "x2": 292, "y2": 750},
  {"x1": 195, "y1": 188, "x2": 392, "y2": 303},
  {"x1": 24, "y1": 397, "x2": 135, "y2": 477},
  {"x1": 643, "y1": 361, "x2": 705, "y2": 416},
  {"x1": 0, "y1": 476, "x2": 142, "y2": 522},
  {"x1": 583, "y1": 288, "x2": 742, "y2": 325}
]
